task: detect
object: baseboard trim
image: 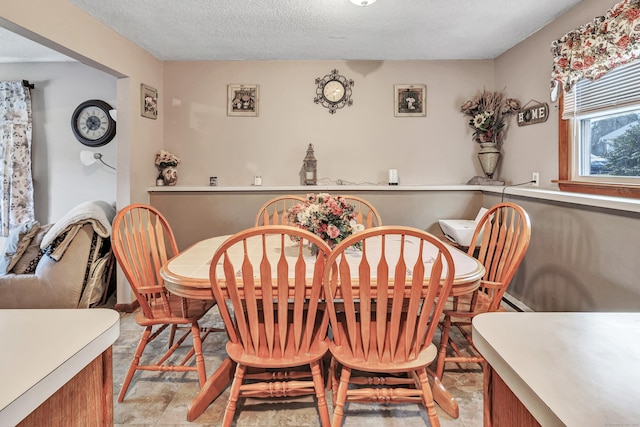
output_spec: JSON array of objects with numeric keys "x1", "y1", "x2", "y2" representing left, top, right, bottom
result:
[
  {"x1": 502, "y1": 293, "x2": 533, "y2": 312},
  {"x1": 113, "y1": 300, "x2": 139, "y2": 313}
]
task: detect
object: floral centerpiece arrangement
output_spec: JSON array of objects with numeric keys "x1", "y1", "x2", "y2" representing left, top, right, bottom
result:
[
  {"x1": 287, "y1": 193, "x2": 365, "y2": 250},
  {"x1": 460, "y1": 90, "x2": 520, "y2": 145},
  {"x1": 155, "y1": 150, "x2": 180, "y2": 185}
]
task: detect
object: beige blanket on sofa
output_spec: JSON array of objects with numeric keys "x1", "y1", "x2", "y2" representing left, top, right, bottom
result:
[{"x1": 40, "y1": 200, "x2": 115, "y2": 261}]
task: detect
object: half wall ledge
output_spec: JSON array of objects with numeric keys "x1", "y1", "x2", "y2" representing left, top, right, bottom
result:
[{"x1": 147, "y1": 185, "x2": 640, "y2": 215}]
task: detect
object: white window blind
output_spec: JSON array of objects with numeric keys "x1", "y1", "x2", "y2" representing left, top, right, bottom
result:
[{"x1": 562, "y1": 60, "x2": 640, "y2": 119}]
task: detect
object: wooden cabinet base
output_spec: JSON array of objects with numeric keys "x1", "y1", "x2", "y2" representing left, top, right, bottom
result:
[
  {"x1": 487, "y1": 367, "x2": 541, "y2": 427},
  {"x1": 17, "y1": 348, "x2": 113, "y2": 427}
]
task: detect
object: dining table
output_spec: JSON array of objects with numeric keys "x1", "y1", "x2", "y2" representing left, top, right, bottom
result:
[{"x1": 160, "y1": 232, "x2": 486, "y2": 421}]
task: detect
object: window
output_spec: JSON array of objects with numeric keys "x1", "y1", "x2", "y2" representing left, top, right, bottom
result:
[
  {"x1": 578, "y1": 108, "x2": 640, "y2": 179},
  {"x1": 558, "y1": 60, "x2": 640, "y2": 198}
]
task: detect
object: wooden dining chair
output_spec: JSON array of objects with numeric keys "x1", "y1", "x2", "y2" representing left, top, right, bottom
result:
[
  {"x1": 339, "y1": 195, "x2": 382, "y2": 228},
  {"x1": 112, "y1": 204, "x2": 216, "y2": 402},
  {"x1": 323, "y1": 226, "x2": 455, "y2": 427},
  {"x1": 254, "y1": 195, "x2": 307, "y2": 226},
  {"x1": 209, "y1": 225, "x2": 332, "y2": 427},
  {"x1": 434, "y1": 202, "x2": 531, "y2": 423}
]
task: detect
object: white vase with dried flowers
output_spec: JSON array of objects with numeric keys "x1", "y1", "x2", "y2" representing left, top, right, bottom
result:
[
  {"x1": 461, "y1": 90, "x2": 520, "y2": 181},
  {"x1": 155, "y1": 150, "x2": 181, "y2": 186}
]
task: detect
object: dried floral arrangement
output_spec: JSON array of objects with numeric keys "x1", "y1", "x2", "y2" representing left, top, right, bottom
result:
[
  {"x1": 460, "y1": 90, "x2": 520, "y2": 144},
  {"x1": 155, "y1": 150, "x2": 180, "y2": 169}
]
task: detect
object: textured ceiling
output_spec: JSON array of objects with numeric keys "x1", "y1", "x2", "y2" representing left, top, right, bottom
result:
[
  {"x1": 2, "y1": 0, "x2": 583, "y2": 62},
  {"x1": 67, "y1": 0, "x2": 582, "y2": 61}
]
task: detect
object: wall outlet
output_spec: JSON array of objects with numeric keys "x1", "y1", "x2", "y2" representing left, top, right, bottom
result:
[{"x1": 532, "y1": 172, "x2": 540, "y2": 187}]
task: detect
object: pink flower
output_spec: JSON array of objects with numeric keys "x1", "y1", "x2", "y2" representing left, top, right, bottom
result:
[
  {"x1": 327, "y1": 224, "x2": 340, "y2": 239},
  {"x1": 625, "y1": 8, "x2": 640, "y2": 22},
  {"x1": 617, "y1": 35, "x2": 631, "y2": 49}
]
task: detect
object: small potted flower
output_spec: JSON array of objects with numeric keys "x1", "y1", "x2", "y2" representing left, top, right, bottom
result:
[{"x1": 155, "y1": 150, "x2": 180, "y2": 186}]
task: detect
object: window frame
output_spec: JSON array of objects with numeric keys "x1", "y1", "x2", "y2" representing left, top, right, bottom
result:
[{"x1": 556, "y1": 93, "x2": 640, "y2": 199}]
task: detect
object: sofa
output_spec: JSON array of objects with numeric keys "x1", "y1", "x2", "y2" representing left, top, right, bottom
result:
[{"x1": 0, "y1": 201, "x2": 115, "y2": 309}]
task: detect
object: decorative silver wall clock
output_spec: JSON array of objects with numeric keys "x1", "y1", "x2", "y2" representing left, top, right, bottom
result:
[{"x1": 314, "y1": 69, "x2": 354, "y2": 114}]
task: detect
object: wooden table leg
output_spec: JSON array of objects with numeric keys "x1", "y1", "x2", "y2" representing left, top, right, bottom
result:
[
  {"x1": 427, "y1": 368, "x2": 459, "y2": 419},
  {"x1": 187, "y1": 357, "x2": 236, "y2": 422}
]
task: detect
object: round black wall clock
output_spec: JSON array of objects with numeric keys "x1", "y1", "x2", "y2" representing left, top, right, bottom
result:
[
  {"x1": 71, "y1": 99, "x2": 116, "y2": 147},
  {"x1": 314, "y1": 69, "x2": 354, "y2": 114}
]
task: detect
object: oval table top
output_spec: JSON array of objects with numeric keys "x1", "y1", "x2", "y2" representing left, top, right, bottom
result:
[{"x1": 161, "y1": 233, "x2": 485, "y2": 301}]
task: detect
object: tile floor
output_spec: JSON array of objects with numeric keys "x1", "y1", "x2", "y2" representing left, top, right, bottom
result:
[{"x1": 112, "y1": 308, "x2": 484, "y2": 426}]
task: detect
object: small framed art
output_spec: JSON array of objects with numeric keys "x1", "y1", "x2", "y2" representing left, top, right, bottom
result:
[
  {"x1": 394, "y1": 84, "x2": 426, "y2": 117},
  {"x1": 141, "y1": 83, "x2": 158, "y2": 119},
  {"x1": 228, "y1": 84, "x2": 259, "y2": 116}
]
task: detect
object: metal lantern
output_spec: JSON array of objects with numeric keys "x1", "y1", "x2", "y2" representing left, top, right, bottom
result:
[{"x1": 303, "y1": 143, "x2": 317, "y2": 185}]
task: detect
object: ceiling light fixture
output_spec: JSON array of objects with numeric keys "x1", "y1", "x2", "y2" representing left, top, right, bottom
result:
[
  {"x1": 80, "y1": 150, "x2": 116, "y2": 170},
  {"x1": 349, "y1": 0, "x2": 376, "y2": 6}
]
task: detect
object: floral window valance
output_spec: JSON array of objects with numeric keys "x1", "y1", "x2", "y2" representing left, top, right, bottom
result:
[{"x1": 550, "y1": 0, "x2": 640, "y2": 100}]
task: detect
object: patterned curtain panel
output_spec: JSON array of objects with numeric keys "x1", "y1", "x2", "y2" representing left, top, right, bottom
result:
[
  {"x1": 550, "y1": 0, "x2": 640, "y2": 98},
  {"x1": 0, "y1": 81, "x2": 35, "y2": 236}
]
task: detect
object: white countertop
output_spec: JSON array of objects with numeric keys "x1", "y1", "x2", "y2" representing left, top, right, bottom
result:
[
  {"x1": 473, "y1": 312, "x2": 640, "y2": 426},
  {"x1": 0, "y1": 308, "x2": 120, "y2": 426}
]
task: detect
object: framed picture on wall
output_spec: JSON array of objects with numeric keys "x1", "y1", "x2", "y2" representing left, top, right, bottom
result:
[
  {"x1": 394, "y1": 84, "x2": 426, "y2": 117},
  {"x1": 141, "y1": 83, "x2": 158, "y2": 119},
  {"x1": 227, "y1": 84, "x2": 259, "y2": 116}
]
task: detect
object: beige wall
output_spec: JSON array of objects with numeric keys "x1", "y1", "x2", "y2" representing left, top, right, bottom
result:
[
  {"x1": 163, "y1": 60, "x2": 494, "y2": 186},
  {"x1": 493, "y1": 0, "x2": 640, "y2": 311},
  {"x1": 494, "y1": 0, "x2": 620, "y2": 187},
  {"x1": 8, "y1": 1, "x2": 615, "y2": 199}
]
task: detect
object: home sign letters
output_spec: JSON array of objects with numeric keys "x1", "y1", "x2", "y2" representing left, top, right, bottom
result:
[{"x1": 517, "y1": 102, "x2": 549, "y2": 126}]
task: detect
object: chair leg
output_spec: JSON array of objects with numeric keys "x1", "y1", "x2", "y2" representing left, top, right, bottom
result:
[
  {"x1": 332, "y1": 365, "x2": 351, "y2": 427},
  {"x1": 435, "y1": 314, "x2": 453, "y2": 379},
  {"x1": 310, "y1": 360, "x2": 331, "y2": 427},
  {"x1": 191, "y1": 322, "x2": 207, "y2": 388},
  {"x1": 168, "y1": 324, "x2": 177, "y2": 347},
  {"x1": 222, "y1": 363, "x2": 246, "y2": 427},
  {"x1": 118, "y1": 325, "x2": 152, "y2": 402},
  {"x1": 416, "y1": 368, "x2": 440, "y2": 427},
  {"x1": 329, "y1": 357, "x2": 339, "y2": 404},
  {"x1": 322, "y1": 352, "x2": 332, "y2": 389}
]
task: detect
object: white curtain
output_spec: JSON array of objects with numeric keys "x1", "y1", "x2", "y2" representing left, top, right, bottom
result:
[{"x1": 0, "y1": 81, "x2": 35, "y2": 236}]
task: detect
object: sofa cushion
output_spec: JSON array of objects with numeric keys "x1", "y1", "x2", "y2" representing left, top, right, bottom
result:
[
  {"x1": 79, "y1": 252, "x2": 111, "y2": 307},
  {"x1": 12, "y1": 224, "x2": 53, "y2": 274},
  {"x1": 0, "y1": 221, "x2": 40, "y2": 274}
]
